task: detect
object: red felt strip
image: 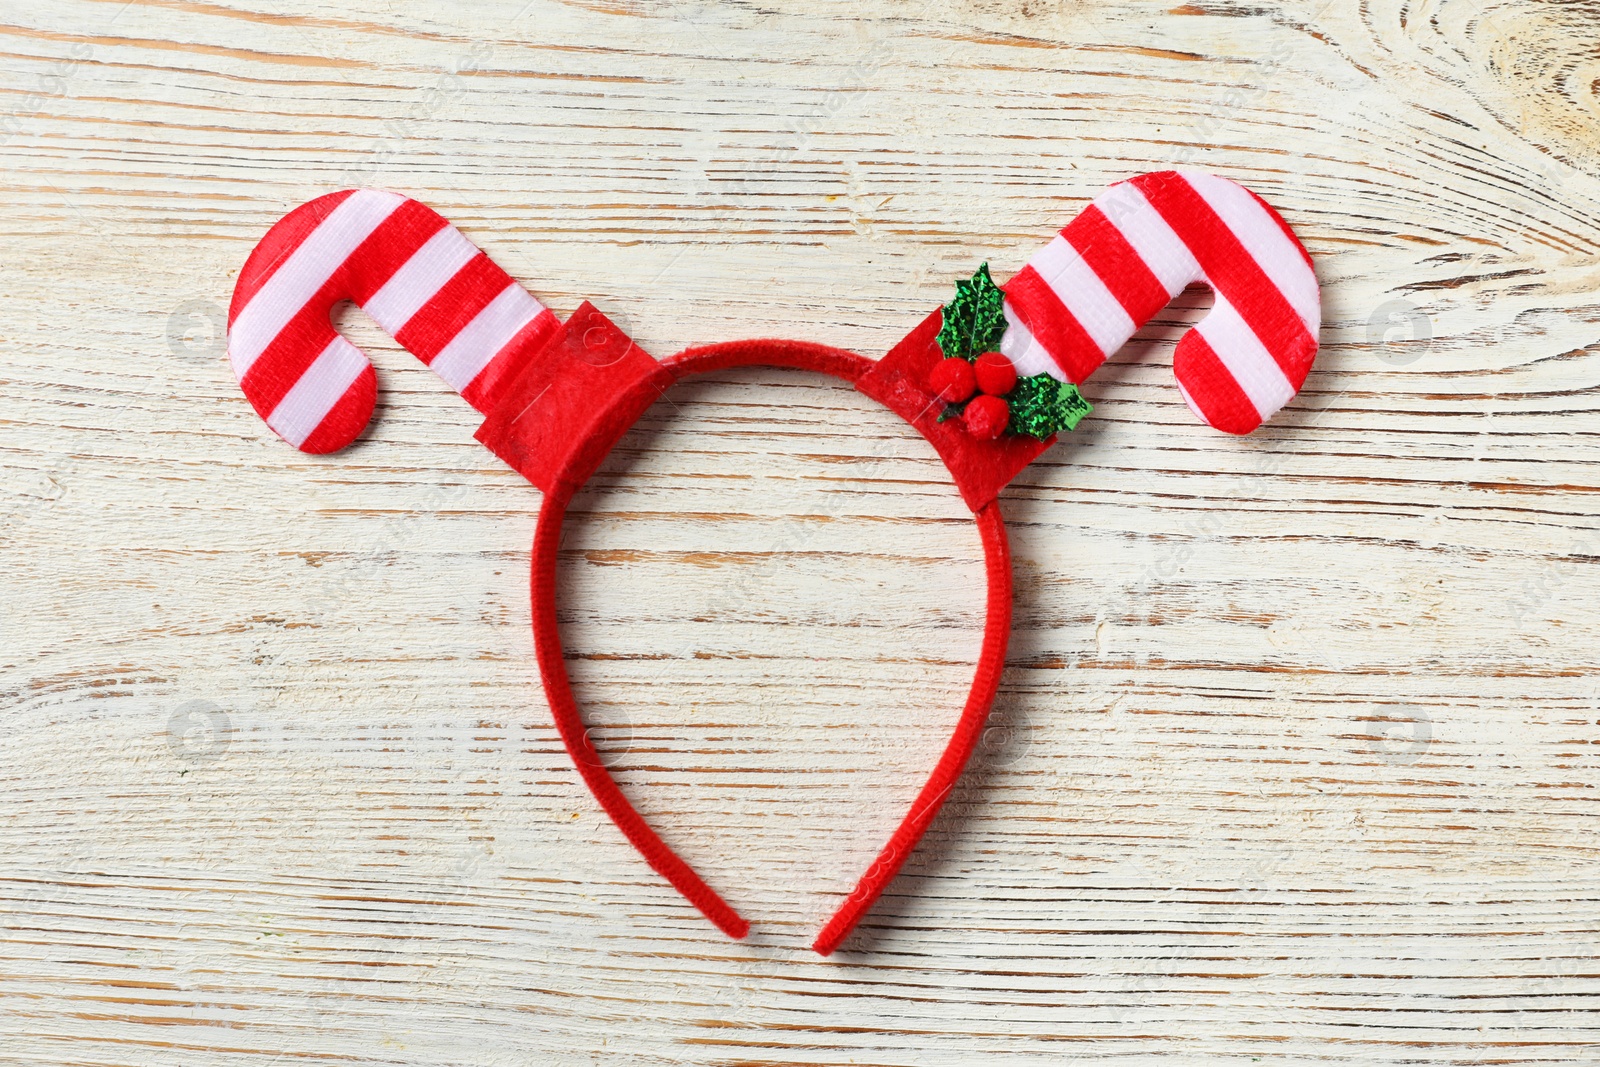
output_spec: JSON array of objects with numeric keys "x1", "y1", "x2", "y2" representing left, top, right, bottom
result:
[
  {"x1": 1130, "y1": 172, "x2": 1316, "y2": 387},
  {"x1": 238, "y1": 307, "x2": 339, "y2": 415},
  {"x1": 1001, "y1": 264, "x2": 1104, "y2": 383},
  {"x1": 1065, "y1": 204, "x2": 1173, "y2": 324},
  {"x1": 394, "y1": 253, "x2": 518, "y2": 363},
  {"x1": 341, "y1": 198, "x2": 449, "y2": 304},
  {"x1": 475, "y1": 304, "x2": 670, "y2": 493},
  {"x1": 1173, "y1": 330, "x2": 1262, "y2": 435},
  {"x1": 297, "y1": 364, "x2": 378, "y2": 455},
  {"x1": 229, "y1": 190, "x2": 356, "y2": 312},
  {"x1": 459, "y1": 307, "x2": 562, "y2": 414}
]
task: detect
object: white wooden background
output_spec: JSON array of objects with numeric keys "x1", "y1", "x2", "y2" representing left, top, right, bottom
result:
[{"x1": 3, "y1": 0, "x2": 1599, "y2": 1063}]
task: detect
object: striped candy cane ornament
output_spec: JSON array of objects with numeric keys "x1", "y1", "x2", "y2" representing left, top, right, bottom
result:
[
  {"x1": 228, "y1": 189, "x2": 561, "y2": 453},
  {"x1": 999, "y1": 169, "x2": 1319, "y2": 434}
]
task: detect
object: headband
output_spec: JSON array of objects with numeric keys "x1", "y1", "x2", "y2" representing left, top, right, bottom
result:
[{"x1": 226, "y1": 169, "x2": 1320, "y2": 954}]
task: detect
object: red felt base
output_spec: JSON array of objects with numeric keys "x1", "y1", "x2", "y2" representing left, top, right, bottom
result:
[
  {"x1": 476, "y1": 303, "x2": 671, "y2": 494},
  {"x1": 519, "y1": 336, "x2": 1016, "y2": 955},
  {"x1": 858, "y1": 310, "x2": 1052, "y2": 512}
]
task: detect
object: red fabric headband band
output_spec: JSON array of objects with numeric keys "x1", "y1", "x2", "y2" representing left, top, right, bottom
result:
[
  {"x1": 225, "y1": 170, "x2": 1321, "y2": 954},
  {"x1": 519, "y1": 332, "x2": 1016, "y2": 955}
]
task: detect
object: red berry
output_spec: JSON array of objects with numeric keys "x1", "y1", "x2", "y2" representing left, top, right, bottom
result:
[
  {"x1": 974, "y1": 351, "x2": 1017, "y2": 396},
  {"x1": 963, "y1": 394, "x2": 1009, "y2": 440},
  {"x1": 929, "y1": 358, "x2": 976, "y2": 403}
]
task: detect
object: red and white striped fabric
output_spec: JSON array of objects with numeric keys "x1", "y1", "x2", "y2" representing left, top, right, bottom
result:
[
  {"x1": 1000, "y1": 169, "x2": 1319, "y2": 434},
  {"x1": 228, "y1": 189, "x2": 561, "y2": 453}
]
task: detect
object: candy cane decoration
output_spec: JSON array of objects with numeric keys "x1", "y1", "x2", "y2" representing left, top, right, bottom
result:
[
  {"x1": 999, "y1": 169, "x2": 1319, "y2": 434},
  {"x1": 228, "y1": 189, "x2": 560, "y2": 453},
  {"x1": 220, "y1": 174, "x2": 1323, "y2": 955}
]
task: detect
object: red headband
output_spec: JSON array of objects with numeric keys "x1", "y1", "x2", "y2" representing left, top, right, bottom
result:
[{"x1": 226, "y1": 170, "x2": 1320, "y2": 954}]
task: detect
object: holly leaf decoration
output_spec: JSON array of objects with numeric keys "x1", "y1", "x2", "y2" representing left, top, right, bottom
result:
[
  {"x1": 929, "y1": 262, "x2": 1093, "y2": 440},
  {"x1": 935, "y1": 263, "x2": 1007, "y2": 362},
  {"x1": 1007, "y1": 374, "x2": 1093, "y2": 439}
]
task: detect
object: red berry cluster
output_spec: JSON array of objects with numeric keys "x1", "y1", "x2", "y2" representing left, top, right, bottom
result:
[{"x1": 929, "y1": 351, "x2": 1017, "y2": 440}]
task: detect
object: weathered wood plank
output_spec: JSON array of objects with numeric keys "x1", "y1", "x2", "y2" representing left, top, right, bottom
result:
[{"x1": 2, "y1": 0, "x2": 1599, "y2": 1063}]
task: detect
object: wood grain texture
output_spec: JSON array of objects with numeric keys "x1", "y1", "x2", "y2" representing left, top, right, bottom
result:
[{"x1": 3, "y1": 0, "x2": 1600, "y2": 1063}]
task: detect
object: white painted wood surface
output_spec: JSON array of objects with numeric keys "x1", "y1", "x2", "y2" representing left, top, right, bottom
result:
[{"x1": 3, "y1": 1, "x2": 1600, "y2": 1062}]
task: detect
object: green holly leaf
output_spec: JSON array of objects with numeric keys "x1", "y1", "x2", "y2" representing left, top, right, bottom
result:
[
  {"x1": 1007, "y1": 374, "x2": 1092, "y2": 439},
  {"x1": 935, "y1": 263, "x2": 1007, "y2": 362}
]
